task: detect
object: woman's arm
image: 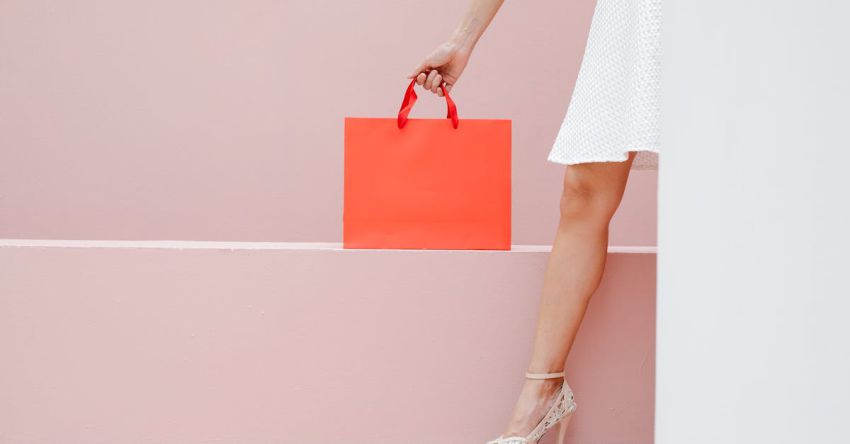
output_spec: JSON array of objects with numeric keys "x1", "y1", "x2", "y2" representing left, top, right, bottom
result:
[{"x1": 408, "y1": 0, "x2": 505, "y2": 96}]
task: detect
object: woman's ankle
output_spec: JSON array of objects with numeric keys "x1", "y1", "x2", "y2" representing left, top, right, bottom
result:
[{"x1": 526, "y1": 363, "x2": 565, "y2": 374}]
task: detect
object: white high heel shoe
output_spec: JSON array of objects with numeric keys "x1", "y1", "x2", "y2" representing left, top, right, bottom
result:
[{"x1": 486, "y1": 371, "x2": 577, "y2": 444}]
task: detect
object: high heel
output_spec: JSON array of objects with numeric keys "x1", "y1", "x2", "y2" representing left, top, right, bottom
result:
[
  {"x1": 486, "y1": 371, "x2": 577, "y2": 444},
  {"x1": 555, "y1": 410, "x2": 573, "y2": 444}
]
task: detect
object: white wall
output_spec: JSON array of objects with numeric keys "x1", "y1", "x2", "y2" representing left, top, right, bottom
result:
[{"x1": 658, "y1": 2, "x2": 850, "y2": 443}]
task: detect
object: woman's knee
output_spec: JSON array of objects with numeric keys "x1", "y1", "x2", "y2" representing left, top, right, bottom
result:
[{"x1": 559, "y1": 165, "x2": 627, "y2": 223}]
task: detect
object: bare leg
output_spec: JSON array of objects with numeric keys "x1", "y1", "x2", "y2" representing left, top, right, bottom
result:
[{"x1": 501, "y1": 152, "x2": 637, "y2": 437}]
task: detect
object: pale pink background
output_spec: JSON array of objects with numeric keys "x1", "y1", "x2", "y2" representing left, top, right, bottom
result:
[
  {"x1": 0, "y1": 1, "x2": 657, "y2": 442},
  {"x1": 0, "y1": 246, "x2": 655, "y2": 444},
  {"x1": 0, "y1": 0, "x2": 656, "y2": 246}
]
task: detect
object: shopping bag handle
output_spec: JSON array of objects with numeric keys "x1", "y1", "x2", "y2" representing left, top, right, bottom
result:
[{"x1": 397, "y1": 77, "x2": 459, "y2": 129}]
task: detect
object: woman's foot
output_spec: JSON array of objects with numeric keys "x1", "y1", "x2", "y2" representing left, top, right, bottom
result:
[{"x1": 500, "y1": 376, "x2": 564, "y2": 438}]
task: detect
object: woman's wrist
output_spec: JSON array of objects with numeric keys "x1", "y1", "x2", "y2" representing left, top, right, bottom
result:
[{"x1": 449, "y1": 19, "x2": 482, "y2": 54}]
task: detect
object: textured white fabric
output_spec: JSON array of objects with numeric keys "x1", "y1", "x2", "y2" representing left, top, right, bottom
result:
[{"x1": 548, "y1": 0, "x2": 661, "y2": 170}]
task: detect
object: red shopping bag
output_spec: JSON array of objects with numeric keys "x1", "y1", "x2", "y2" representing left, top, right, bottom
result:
[{"x1": 344, "y1": 79, "x2": 511, "y2": 249}]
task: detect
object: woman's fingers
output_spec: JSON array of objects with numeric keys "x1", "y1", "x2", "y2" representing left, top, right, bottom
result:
[
  {"x1": 408, "y1": 61, "x2": 430, "y2": 79},
  {"x1": 423, "y1": 70, "x2": 438, "y2": 90},
  {"x1": 430, "y1": 74, "x2": 443, "y2": 93},
  {"x1": 437, "y1": 81, "x2": 452, "y2": 97},
  {"x1": 412, "y1": 69, "x2": 453, "y2": 96},
  {"x1": 408, "y1": 67, "x2": 423, "y2": 79}
]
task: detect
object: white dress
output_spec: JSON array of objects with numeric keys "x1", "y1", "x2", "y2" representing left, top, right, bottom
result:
[{"x1": 548, "y1": 0, "x2": 661, "y2": 170}]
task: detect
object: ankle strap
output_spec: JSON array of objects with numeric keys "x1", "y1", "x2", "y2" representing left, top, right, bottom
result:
[{"x1": 525, "y1": 371, "x2": 565, "y2": 379}]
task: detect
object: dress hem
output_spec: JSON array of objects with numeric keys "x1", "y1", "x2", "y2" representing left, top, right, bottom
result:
[{"x1": 546, "y1": 146, "x2": 660, "y2": 167}]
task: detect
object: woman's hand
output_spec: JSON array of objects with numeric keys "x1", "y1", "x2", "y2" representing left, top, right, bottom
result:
[
  {"x1": 408, "y1": 0, "x2": 504, "y2": 96},
  {"x1": 408, "y1": 42, "x2": 472, "y2": 97}
]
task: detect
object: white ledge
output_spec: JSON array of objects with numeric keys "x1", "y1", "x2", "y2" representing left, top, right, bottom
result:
[{"x1": 0, "y1": 239, "x2": 657, "y2": 254}]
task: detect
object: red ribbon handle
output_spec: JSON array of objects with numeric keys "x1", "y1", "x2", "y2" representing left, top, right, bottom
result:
[{"x1": 397, "y1": 78, "x2": 459, "y2": 129}]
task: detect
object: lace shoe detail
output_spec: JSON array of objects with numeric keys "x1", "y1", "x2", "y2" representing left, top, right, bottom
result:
[
  {"x1": 486, "y1": 376, "x2": 577, "y2": 444},
  {"x1": 486, "y1": 437, "x2": 529, "y2": 444},
  {"x1": 527, "y1": 384, "x2": 576, "y2": 443}
]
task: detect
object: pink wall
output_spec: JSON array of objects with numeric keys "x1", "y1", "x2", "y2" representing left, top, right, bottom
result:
[
  {"x1": 0, "y1": 244, "x2": 655, "y2": 444},
  {"x1": 0, "y1": 0, "x2": 656, "y2": 246},
  {"x1": 0, "y1": 2, "x2": 657, "y2": 441}
]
